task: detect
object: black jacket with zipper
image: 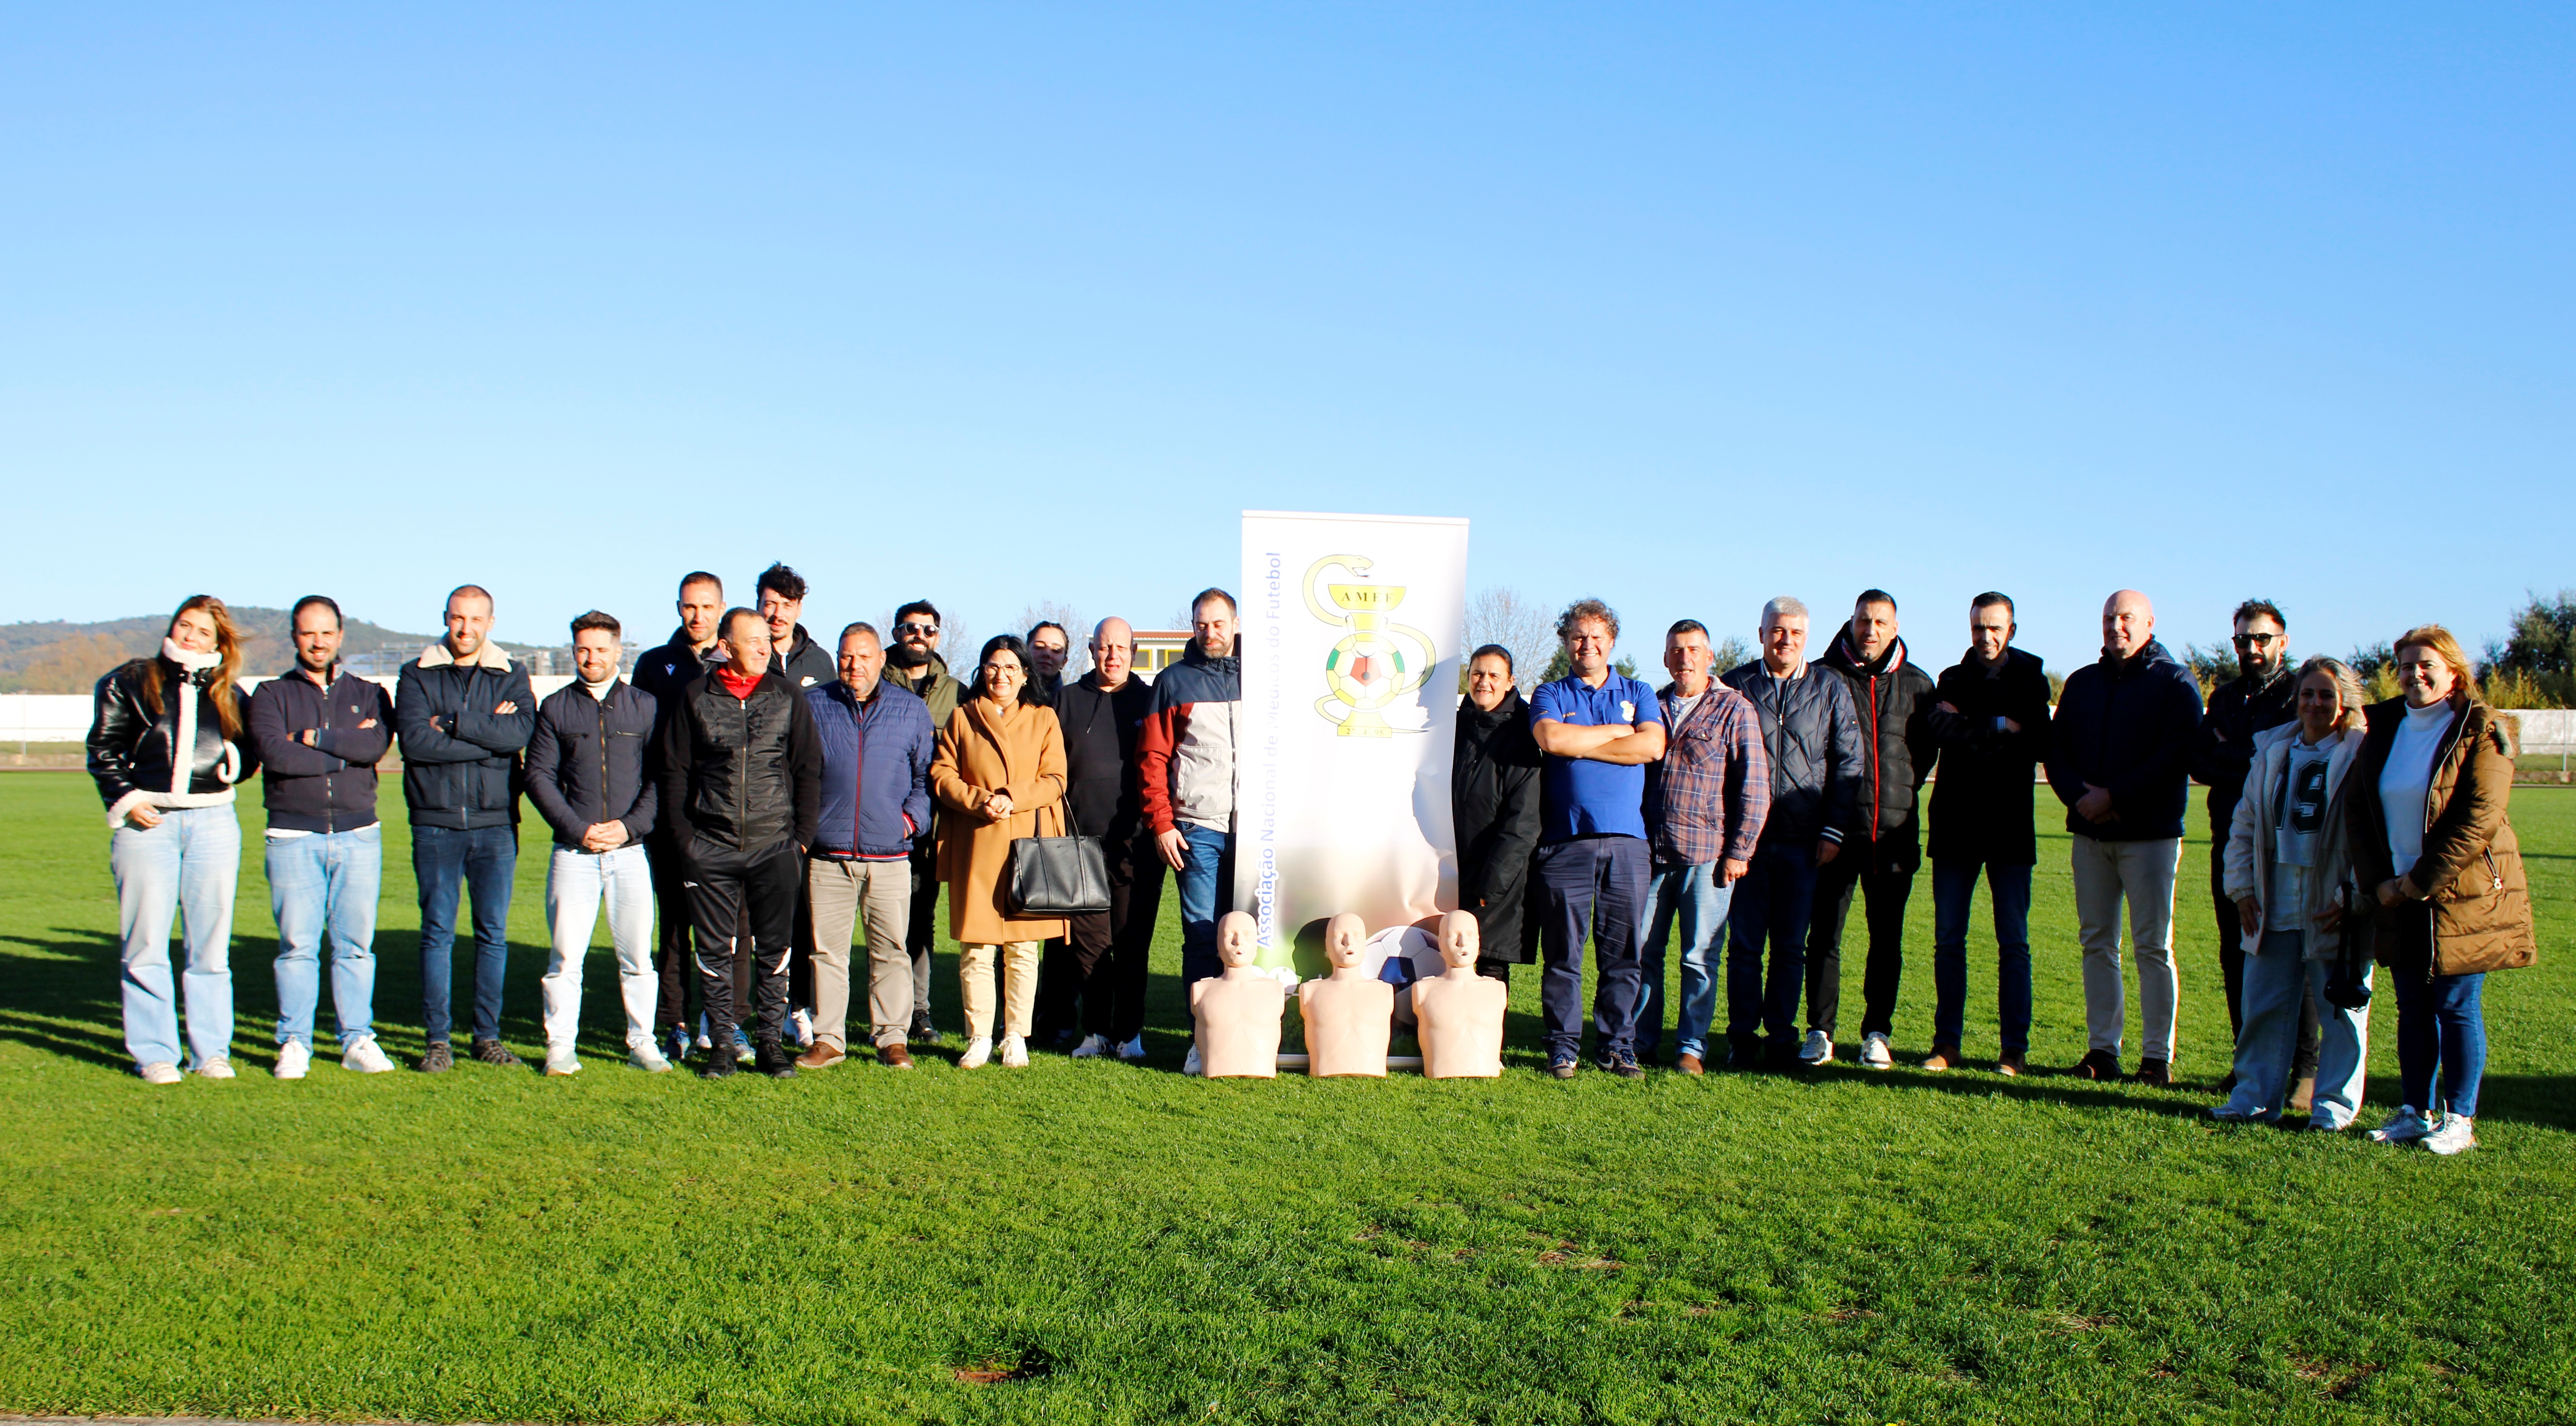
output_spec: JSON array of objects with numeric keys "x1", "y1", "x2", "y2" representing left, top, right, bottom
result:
[
  {"x1": 767, "y1": 624, "x2": 836, "y2": 692},
  {"x1": 1718, "y1": 660, "x2": 1865, "y2": 848},
  {"x1": 2044, "y1": 638, "x2": 2203, "y2": 841},
  {"x1": 88, "y1": 656, "x2": 260, "y2": 817},
  {"x1": 1814, "y1": 632, "x2": 1938, "y2": 849},
  {"x1": 1454, "y1": 689, "x2": 1544, "y2": 964},
  {"x1": 526, "y1": 680, "x2": 660, "y2": 849},
  {"x1": 1055, "y1": 671, "x2": 1155, "y2": 843},
  {"x1": 395, "y1": 645, "x2": 536, "y2": 831},
  {"x1": 658, "y1": 667, "x2": 822, "y2": 857},
  {"x1": 1925, "y1": 647, "x2": 2054, "y2": 865},
  {"x1": 248, "y1": 666, "x2": 394, "y2": 834}
]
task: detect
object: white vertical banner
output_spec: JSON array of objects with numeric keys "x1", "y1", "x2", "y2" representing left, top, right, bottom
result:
[{"x1": 1236, "y1": 511, "x2": 1469, "y2": 980}]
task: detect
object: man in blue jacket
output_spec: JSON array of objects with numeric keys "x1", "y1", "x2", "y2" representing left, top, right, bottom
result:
[
  {"x1": 796, "y1": 622, "x2": 935, "y2": 1070},
  {"x1": 395, "y1": 584, "x2": 537, "y2": 1073},
  {"x1": 2045, "y1": 588, "x2": 2205, "y2": 1085}
]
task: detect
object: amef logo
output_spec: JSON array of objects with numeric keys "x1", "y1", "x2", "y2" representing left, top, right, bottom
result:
[{"x1": 1303, "y1": 553, "x2": 1437, "y2": 739}]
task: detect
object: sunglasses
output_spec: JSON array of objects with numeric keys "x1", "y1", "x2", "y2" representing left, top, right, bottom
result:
[
  {"x1": 895, "y1": 622, "x2": 939, "y2": 637},
  {"x1": 2230, "y1": 633, "x2": 2280, "y2": 648}
]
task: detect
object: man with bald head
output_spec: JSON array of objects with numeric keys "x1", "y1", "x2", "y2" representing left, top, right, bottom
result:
[
  {"x1": 1039, "y1": 616, "x2": 1161, "y2": 1059},
  {"x1": 2045, "y1": 589, "x2": 2204, "y2": 1086}
]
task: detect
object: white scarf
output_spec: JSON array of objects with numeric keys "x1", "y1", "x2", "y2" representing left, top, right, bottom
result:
[{"x1": 106, "y1": 642, "x2": 240, "y2": 827}]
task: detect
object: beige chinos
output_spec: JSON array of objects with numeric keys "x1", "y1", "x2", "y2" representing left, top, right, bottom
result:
[
  {"x1": 806, "y1": 856, "x2": 914, "y2": 1051},
  {"x1": 2071, "y1": 832, "x2": 2181, "y2": 1062},
  {"x1": 960, "y1": 940, "x2": 1044, "y2": 1041}
]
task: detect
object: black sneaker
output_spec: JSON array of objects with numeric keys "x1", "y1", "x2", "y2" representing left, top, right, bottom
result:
[
  {"x1": 2132, "y1": 1057, "x2": 2173, "y2": 1087},
  {"x1": 699, "y1": 1051, "x2": 736, "y2": 1079},
  {"x1": 754, "y1": 1038, "x2": 798, "y2": 1080},
  {"x1": 417, "y1": 1041, "x2": 453, "y2": 1074},
  {"x1": 1607, "y1": 1054, "x2": 1646, "y2": 1080},
  {"x1": 1549, "y1": 1056, "x2": 1579, "y2": 1080},
  {"x1": 2072, "y1": 1049, "x2": 2122, "y2": 1080},
  {"x1": 469, "y1": 1038, "x2": 524, "y2": 1068},
  {"x1": 908, "y1": 1011, "x2": 938, "y2": 1045},
  {"x1": 1727, "y1": 1033, "x2": 1763, "y2": 1070}
]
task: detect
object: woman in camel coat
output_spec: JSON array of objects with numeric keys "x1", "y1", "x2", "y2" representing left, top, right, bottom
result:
[{"x1": 931, "y1": 634, "x2": 1069, "y2": 1068}]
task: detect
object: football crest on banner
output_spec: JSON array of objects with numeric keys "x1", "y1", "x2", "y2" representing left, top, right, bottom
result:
[{"x1": 1305, "y1": 553, "x2": 1437, "y2": 737}]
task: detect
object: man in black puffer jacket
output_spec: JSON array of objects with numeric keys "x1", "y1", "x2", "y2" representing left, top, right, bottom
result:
[
  {"x1": 631, "y1": 571, "x2": 730, "y2": 1062},
  {"x1": 2045, "y1": 589, "x2": 2203, "y2": 1085},
  {"x1": 1454, "y1": 645, "x2": 1544, "y2": 978},
  {"x1": 395, "y1": 585, "x2": 536, "y2": 1073},
  {"x1": 659, "y1": 608, "x2": 822, "y2": 1078},
  {"x1": 1806, "y1": 590, "x2": 1938, "y2": 1069}
]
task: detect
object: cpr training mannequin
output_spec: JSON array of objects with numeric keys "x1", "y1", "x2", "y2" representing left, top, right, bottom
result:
[
  {"x1": 1191, "y1": 911, "x2": 1284, "y2": 1078},
  {"x1": 1412, "y1": 910, "x2": 1506, "y2": 1079},
  {"x1": 1297, "y1": 913, "x2": 1392, "y2": 1077}
]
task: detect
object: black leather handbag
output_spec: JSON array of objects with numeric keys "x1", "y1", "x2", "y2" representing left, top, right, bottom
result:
[{"x1": 1006, "y1": 834, "x2": 1113, "y2": 916}]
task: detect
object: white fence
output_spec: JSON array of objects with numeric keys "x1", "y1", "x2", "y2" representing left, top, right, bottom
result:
[{"x1": 2, "y1": 676, "x2": 583, "y2": 745}]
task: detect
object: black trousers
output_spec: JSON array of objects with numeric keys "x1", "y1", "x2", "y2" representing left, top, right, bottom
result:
[
  {"x1": 904, "y1": 834, "x2": 940, "y2": 1017},
  {"x1": 1805, "y1": 840, "x2": 1916, "y2": 1039},
  {"x1": 1035, "y1": 830, "x2": 1167, "y2": 1043},
  {"x1": 2211, "y1": 841, "x2": 2318, "y2": 1076},
  {"x1": 685, "y1": 839, "x2": 799, "y2": 1042}
]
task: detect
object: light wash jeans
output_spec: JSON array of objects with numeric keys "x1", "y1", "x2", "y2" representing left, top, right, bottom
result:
[
  {"x1": 541, "y1": 843, "x2": 658, "y2": 1053},
  {"x1": 111, "y1": 804, "x2": 240, "y2": 1068},
  {"x1": 2219, "y1": 929, "x2": 2372, "y2": 1127},
  {"x1": 268, "y1": 825, "x2": 383, "y2": 1050},
  {"x1": 2070, "y1": 833, "x2": 2181, "y2": 1062},
  {"x1": 1637, "y1": 860, "x2": 1735, "y2": 1062}
]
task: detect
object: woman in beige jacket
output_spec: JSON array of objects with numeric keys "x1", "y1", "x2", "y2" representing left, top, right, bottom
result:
[{"x1": 931, "y1": 634, "x2": 1069, "y2": 1068}]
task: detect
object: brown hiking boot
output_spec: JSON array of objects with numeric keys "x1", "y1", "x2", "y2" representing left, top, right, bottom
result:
[
  {"x1": 1675, "y1": 1052, "x2": 1704, "y2": 1076},
  {"x1": 878, "y1": 1043, "x2": 915, "y2": 1070},
  {"x1": 1920, "y1": 1044, "x2": 1959, "y2": 1072},
  {"x1": 1996, "y1": 1050, "x2": 2025, "y2": 1077},
  {"x1": 795, "y1": 1044, "x2": 845, "y2": 1070}
]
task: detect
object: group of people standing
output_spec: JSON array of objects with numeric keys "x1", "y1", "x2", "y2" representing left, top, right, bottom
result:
[
  {"x1": 1449, "y1": 588, "x2": 2535, "y2": 1155},
  {"x1": 86, "y1": 572, "x2": 2537, "y2": 1152}
]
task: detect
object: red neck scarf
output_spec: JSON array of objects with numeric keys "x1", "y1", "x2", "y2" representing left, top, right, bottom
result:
[{"x1": 714, "y1": 666, "x2": 762, "y2": 701}]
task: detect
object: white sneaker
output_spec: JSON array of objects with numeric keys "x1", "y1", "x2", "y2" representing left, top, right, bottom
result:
[
  {"x1": 2421, "y1": 1116, "x2": 2478, "y2": 1156},
  {"x1": 1182, "y1": 1044, "x2": 1205, "y2": 1077},
  {"x1": 341, "y1": 1037, "x2": 397, "y2": 1074},
  {"x1": 732, "y1": 1026, "x2": 754, "y2": 1065},
  {"x1": 1115, "y1": 1035, "x2": 1147, "y2": 1063},
  {"x1": 628, "y1": 1044, "x2": 673, "y2": 1073},
  {"x1": 544, "y1": 1047, "x2": 582, "y2": 1077},
  {"x1": 138, "y1": 1061, "x2": 182, "y2": 1086},
  {"x1": 195, "y1": 1058, "x2": 236, "y2": 1080},
  {"x1": 1071, "y1": 1033, "x2": 1112, "y2": 1059},
  {"x1": 273, "y1": 1041, "x2": 311, "y2": 1080},
  {"x1": 791, "y1": 1007, "x2": 816, "y2": 1049},
  {"x1": 1798, "y1": 1030, "x2": 1834, "y2": 1066},
  {"x1": 1000, "y1": 1034, "x2": 1030, "y2": 1068},
  {"x1": 695, "y1": 1014, "x2": 714, "y2": 1053},
  {"x1": 2368, "y1": 1106, "x2": 2432, "y2": 1145},
  {"x1": 959, "y1": 1036, "x2": 994, "y2": 1069},
  {"x1": 1859, "y1": 1032, "x2": 1893, "y2": 1069}
]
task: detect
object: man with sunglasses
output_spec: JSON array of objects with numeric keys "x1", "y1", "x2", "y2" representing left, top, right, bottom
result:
[
  {"x1": 884, "y1": 598, "x2": 966, "y2": 1043},
  {"x1": 2193, "y1": 598, "x2": 2312, "y2": 1099}
]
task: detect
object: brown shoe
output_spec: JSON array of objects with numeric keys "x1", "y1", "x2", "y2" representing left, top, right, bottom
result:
[
  {"x1": 1675, "y1": 1052, "x2": 1704, "y2": 1076},
  {"x1": 2289, "y1": 1075, "x2": 2316, "y2": 1114},
  {"x1": 878, "y1": 1043, "x2": 915, "y2": 1070},
  {"x1": 1920, "y1": 1045, "x2": 1958, "y2": 1072},
  {"x1": 794, "y1": 1044, "x2": 844, "y2": 1071},
  {"x1": 1997, "y1": 1051, "x2": 2025, "y2": 1077}
]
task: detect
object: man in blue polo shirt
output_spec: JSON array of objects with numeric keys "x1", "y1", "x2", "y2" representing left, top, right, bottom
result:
[{"x1": 1529, "y1": 598, "x2": 1668, "y2": 1079}]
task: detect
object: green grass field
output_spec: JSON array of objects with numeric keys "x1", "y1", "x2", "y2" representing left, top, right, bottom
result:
[{"x1": 2, "y1": 772, "x2": 2570, "y2": 1425}]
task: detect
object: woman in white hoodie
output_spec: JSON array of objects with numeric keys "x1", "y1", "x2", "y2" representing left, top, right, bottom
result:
[
  {"x1": 85, "y1": 595, "x2": 258, "y2": 1083},
  {"x1": 2214, "y1": 656, "x2": 2370, "y2": 1127}
]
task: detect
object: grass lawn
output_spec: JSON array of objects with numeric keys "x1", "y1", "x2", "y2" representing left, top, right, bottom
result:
[{"x1": 2, "y1": 771, "x2": 2571, "y2": 1424}]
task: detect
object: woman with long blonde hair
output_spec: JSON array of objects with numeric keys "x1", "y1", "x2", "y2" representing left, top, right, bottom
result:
[{"x1": 84, "y1": 595, "x2": 259, "y2": 1083}]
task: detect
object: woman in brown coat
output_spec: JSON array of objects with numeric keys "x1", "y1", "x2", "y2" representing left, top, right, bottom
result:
[
  {"x1": 2344, "y1": 625, "x2": 2537, "y2": 1156},
  {"x1": 931, "y1": 634, "x2": 1069, "y2": 1068}
]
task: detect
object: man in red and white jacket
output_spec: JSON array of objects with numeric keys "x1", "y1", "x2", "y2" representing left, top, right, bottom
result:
[{"x1": 1135, "y1": 588, "x2": 1241, "y2": 1074}]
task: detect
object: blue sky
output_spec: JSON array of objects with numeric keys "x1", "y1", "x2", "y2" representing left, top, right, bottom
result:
[{"x1": 5, "y1": 5, "x2": 2567, "y2": 675}]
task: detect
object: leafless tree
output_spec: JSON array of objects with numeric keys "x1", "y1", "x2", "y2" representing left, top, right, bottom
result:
[{"x1": 1465, "y1": 587, "x2": 1555, "y2": 693}]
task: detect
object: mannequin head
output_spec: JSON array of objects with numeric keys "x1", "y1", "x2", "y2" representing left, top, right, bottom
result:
[
  {"x1": 1325, "y1": 913, "x2": 1366, "y2": 969},
  {"x1": 1217, "y1": 911, "x2": 1258, "y2": 968},
  {"x1": 1440, "y1": 910, "x2": 1480, "y2": 968}
]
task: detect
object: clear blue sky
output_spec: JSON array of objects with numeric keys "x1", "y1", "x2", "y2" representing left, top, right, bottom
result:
[{"x1": 5, "y1": 6, "x2": 2567, "y2": 675}]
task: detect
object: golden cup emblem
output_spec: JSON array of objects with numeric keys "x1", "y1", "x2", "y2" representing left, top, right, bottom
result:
[{"x1": 1304, "y1": 554, "x2": 1437, "y2": 737}]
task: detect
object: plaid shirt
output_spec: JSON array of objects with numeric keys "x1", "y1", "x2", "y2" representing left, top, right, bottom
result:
[{"x1": 1644, "y1": 680, "x2": 1770, "y2": 866}]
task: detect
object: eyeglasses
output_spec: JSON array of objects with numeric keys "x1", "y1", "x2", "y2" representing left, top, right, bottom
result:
[
  {"x1": 982, "y1": 664, "x2": 1022, "y2": 677},
  {"x1": 2231, "y1": 633, "x2": 2280, "y2": 648},
  {"x1": 895, "y1": 622, "x2": 939, "y2": 637}
]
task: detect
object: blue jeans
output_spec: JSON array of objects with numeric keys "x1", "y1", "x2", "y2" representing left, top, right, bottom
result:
[
  {"x1": 1176, "y1": 824, "x2": 1233, "y2": 987},
  {"x1": 268, "y1": 825, "x2": 383, "y2": 1050},
  {"x1": 2219, "y1": 930, "x2": 2372, "y2": 1127},
  {"x1": 1930, "y1": 857, "x2": 2033, "y2": 1056},
  {"x1": 414, "y1": 822, "x2": 517, "y2": 1044},
  {"x1": 110, "y1": 805, "x2": 240, "y2": 1068},
  {"x1": 1637, "y1": 860, "x2": 1734, "y2": 1061},
  {"x1": 1534, "y1": 835, "x2": 1651, "y2": 1064},
  {"x1": 1725, "y1": 840, "x2": 1818, "y2": 1047},
  {"x1": 2393, "y1": 969, "x2": 2486, "y2": 1119}
]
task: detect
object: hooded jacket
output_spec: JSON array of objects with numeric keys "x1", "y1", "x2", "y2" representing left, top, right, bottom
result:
[
  {"x1": 2194, "y1": 661, "x2": 2298, "y2": 836},
  {"x1": 2344, "y1": 696, "x2": 2536, "y2": 978},
  {"x1": 805, "y1": 677, "x2": 936, "y2": 859},
  {"x1": 88, "y1": 654, "x2": 259, "y2": 829},
  {"x1": 2044, "y1": 639, "x2": 2203, "y2": 842},
  {"x1": 1056, "y1": 671, "x2": 1155, "y2": 842},
  {"x1": 2224, "y1": 722, "x2": 2367, "y2": 962},
  {"x1": 395, "y1": 640, "x2": 535, "y2": 831},
  {"x1": 633, "y1": 626, "x2": 725, "y2": 735},
  {"x1": 767, "y1": 624, "x2": 836, "y2": 692},
  {"x1": 525, "y1": 678, "x2": 660, "y2": 849},
  {"x1": 1138, "y1": 640, "x2": 1240, "y2": 837},
  {"x1": 659, "y1": 666, "x2": 822, "y2": 857},
  {"x1": 1454, "y1": 689, "x2": 1544, "y2": 964},
  {"x1": 248, "y1": 665, "x2": 394, "y2": 834},
  {"x1": 1925, "y1": 646, "x2": 2053, "y2": 865},
  {"x1": 1717, "y1": 660, "x2": 1863, "y2": 848},
  {"x1": 1814, "y1": 632, "x2": 1938, "y2": 846}
]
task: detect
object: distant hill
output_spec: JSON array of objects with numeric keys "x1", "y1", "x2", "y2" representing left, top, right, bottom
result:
[{"x1": 0, "y1": 607, "x2": 547, "y2": 694}]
